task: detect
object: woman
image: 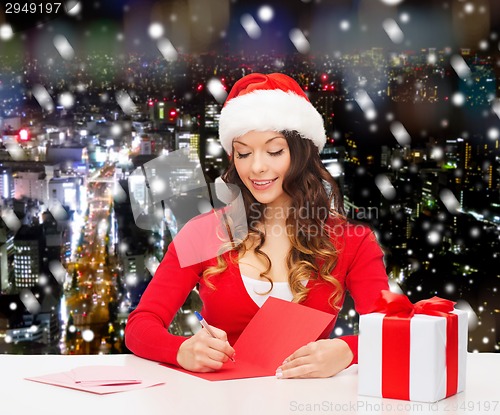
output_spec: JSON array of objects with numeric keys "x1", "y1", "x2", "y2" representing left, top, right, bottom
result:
[{"x1": 125, "y1": 73, "x2": 389, "y2": 378}]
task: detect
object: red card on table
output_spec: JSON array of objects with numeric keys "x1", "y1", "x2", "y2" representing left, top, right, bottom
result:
[{"x1": 165, "y1": 297, "x2": 335, "y2": 381}]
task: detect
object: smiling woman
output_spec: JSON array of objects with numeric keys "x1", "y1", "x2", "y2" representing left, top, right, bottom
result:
[
  {"x1": 125, "y1": 73, "x2": 389, "y2": 378},
  {"x1": 232, "y1": 131, "x2": 291, "y2": 208}
]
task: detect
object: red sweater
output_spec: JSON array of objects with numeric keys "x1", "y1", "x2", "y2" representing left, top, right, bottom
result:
[{"x1": 125, "y1": 219, "x2": 389, "y2": 367}]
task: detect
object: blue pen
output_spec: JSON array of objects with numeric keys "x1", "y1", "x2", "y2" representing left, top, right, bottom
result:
[{"x1": 194, "y1": 311, "x2": 235, "y2": 362}]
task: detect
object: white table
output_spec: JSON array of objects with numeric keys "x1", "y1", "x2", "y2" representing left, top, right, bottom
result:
[{"x1": 1, "y1": 353, "x2": 498, "y2": 415}]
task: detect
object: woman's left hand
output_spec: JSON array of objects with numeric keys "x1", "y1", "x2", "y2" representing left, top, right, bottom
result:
[{"x1": 275, "y1": 339, "x2": 354, "y2": 379}]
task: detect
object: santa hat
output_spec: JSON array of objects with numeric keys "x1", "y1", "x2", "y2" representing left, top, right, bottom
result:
[{"x1": 219, "y1": 73, "x2": 326, "y2": 154}]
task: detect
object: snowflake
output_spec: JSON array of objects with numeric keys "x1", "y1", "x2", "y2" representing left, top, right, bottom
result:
[
  {"x1": 380, "y1": 0, "x2": 404, "y2": 5},
  {"x1": 115, "y1": 90, "x2": 137, "y2": 115},
  {"x1": 49, "y1": 200, "x2": 69, "y2": 221},
  {"x1": 49, "y1": 260, "x2": 67, "y2": 285},
  {"x1": 451, "y1": 92, "x2": 465, "y2": 106},
  {"x1": 440, "y1": 189, "x2": 460, "y2": 214},
  {"x1": 339, "y1": 20, "x2": 350, "y2": 31},
  {"x1": 289, "y1": 28, "x2": 310, "y2": 54},
  {"x1": 257, "y1": 5, "x2": 274, "y2": 22},
  {"x1": 148, "y1": 23, "x2": 164, "y2": 40},
  {"x1": 20, "y1": 289, "x2": 41, "y2": 314},
  {"x1": 118, "y1": 242, "x2": 128, "y2": 254},
  {"x1": 383, "y1": 19, "x2": 404, "y2": 44},
  {"x1": 126, "y1": 274, "x2": 138, "y2": 286},
  {"x1": 355, "y1": 90, "x2": 376, "y2": 120},
  {"x1": 375, "y1": 174, "x2": 396, "y2": 200},
  {"x1": 150, "y1": 176, "x2": 167, "y2": 195},
  {"x1": 32, "y1": 84, "x2": 54, "y2": 112},
  {"x1": 65, "y1": 1, "x2": 81, "y2": 16},
  {"x1": 427, "y1": 230, "x2": 441, "y2": 245},
  {"x1": 487, "y1": 128, "x2": 499, "y2": 140},
  {"x1": 145, "y1": 256, "x2": 160, "y2": 276},
  {"x1": 479, "y1": 40, "x2": 488, "y2": 50},
  {"x1": 464, "y1": 3, "x2": 475, "y2": 14},
  {"x1": 38, "y1": 275, "x2": 49, "y2": 286},
  {"x1": 450, "y1": 55, "x2": 471, "y2": 79},
  {"x1": 207, "y1": 78, "x2": 227, "y2": 104},
  {"x1": 1, "y1": 208, "x2": 21, "y2": 232},
  {"x1": 390, "y1": 121, "x2": 411, "y2": 146},
  {"x1": 113, "y1": 182, "x2": 127, "y2": 203},
  {"x1": 241, "y1": 14, "x2": 261, "y2": 39},
  {"x1": 0, "y1": 24, "x2": 14, "y2": 40},
  {"x1": 53, "y1": 35, "x2": 75, "y2": 60},
  {"x1": 157, "y1": 38, "x2": 178, "y2": 62},
  {"x1": 59, "y1": 92, "x2": 75, "y2": 109},
  {"x1": 82, "y1": 329, "x2": 95, "y2": 342},
  {"x1": 444, "y1": 283, "x2": 455, "y2": 294},
  {"x1": 400, "y1": 13, "x2": 410, "y2": 23}
]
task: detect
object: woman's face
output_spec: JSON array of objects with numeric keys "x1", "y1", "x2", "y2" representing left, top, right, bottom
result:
[{"x1": 232, "y1": 130, "x2": 291, "y2": 208}]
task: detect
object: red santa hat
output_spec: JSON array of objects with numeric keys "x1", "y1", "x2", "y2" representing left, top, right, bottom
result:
[{"x1": 219, "y1": 73, "x2": 326, "y2": 154}]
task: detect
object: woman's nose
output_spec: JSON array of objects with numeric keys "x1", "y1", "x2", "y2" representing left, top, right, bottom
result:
[{"x1": 250, "y1": 153, "x2": 268, "y2": 174}]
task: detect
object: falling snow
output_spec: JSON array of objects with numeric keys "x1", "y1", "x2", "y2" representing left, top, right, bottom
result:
[
  {"x1": 157, "y1": 38, "x2": 178, "y2": 62},
  {"x1": 440, "y1": 189, "x2": 460, "y2": 214},
  {"x1": 20, "y1": 289, "x2": 41, "y2": 314},
  {"x1": 383, "y1": 19, "x2": 404, "y2": 44},
  {"x1": 148, "y1": 22, "x2": 164, "y2": 40},
  {"x1": 207, "y1": 78, "x2": 228, "y2": 104},
  {"x1": 355, "y1": 90, "x2": 376, "y2": 120},
  {"x1": 53, "y1": 35, "x2": 75, "y2": 60},
  {"x1": 257, "y1": 5, "x2": 274, "y2": 23},
  {"x1": 32, "y1": 84, "x2": 54, "y2": 112},
  {"x1": 0, "y1": 24, "x2": 14, "y2": 40},
  {"x1": 49, "y1": 261, "x2": 67, "y2": 285},
  {"x1": 390, "y1": 121, "x2": 411, "y2": 146},
  {"x1": 115, "y1": 90, "x2": 137, "y2": 115},
  {"x1": 145, "y1": 256, "x2": 160, "y2": 276},
  {"x1": 375, "y1": 174, "x2": 396, "y2": 200},
  {"x1": 59, "y1": 91, "x2": 75, "y2": 109},
  {"x1": 241, "y1": 14, "x2": 261, "y2": 39},
  {"x1": 81, "y1": 329, "x2": 95, "y2": 342},
  {"x1": 65, "y1": 0, "x2": 81, "y2": 16},
  {"x1": 49, "y1": 200, "x2": 69, "y2": 221},
  {"x1": 1, "y1": 208, "x2": 22, "y2": 232},
  {"x1": 0, "y1": 0, "x2": 496, "y2": 357},
  {"x1": 289, "y1": 28, "x2": 310, "y2": 54},
  {"x1": 450, "y1": 55, "x2": 471, "y2": 79}
]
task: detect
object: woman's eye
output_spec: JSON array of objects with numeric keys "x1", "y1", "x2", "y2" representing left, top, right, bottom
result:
[
  {"x1": 236, "y1": 152, "x2": 250, "y2": 159},
  {"x1": 269, "y1": 149, "x2": 284, "y2": 157}
]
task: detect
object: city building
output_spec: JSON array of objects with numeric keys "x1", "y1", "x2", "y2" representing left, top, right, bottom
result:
[
  {"x1": 0, "y1": 220, "x2": 15, "y2": 293},
  {"x1": 13, "y1": 225, "x2": 44, "y2": 289},
  {"x1": 13, "y1": 171, "x2": 47, "y2": 204},
  {"x1": 48, "y1": 176, "x2": 83, "y2": 212}
]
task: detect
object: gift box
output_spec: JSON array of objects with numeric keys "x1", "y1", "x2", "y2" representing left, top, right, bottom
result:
[{"x1": 358, "y1": 290, "x2": 468, "y2": 403}]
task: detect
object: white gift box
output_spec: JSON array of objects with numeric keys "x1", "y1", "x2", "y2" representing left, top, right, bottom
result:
[{"x1": 358, "y1": 309, "x2": 468, "y2": 402}]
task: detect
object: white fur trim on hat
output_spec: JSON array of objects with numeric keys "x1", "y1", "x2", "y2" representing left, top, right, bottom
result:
[{"x1": 219, "y1": 89, "x2": 326, "y2": 154}]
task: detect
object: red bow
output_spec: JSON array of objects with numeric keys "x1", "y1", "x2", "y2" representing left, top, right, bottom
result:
[{"x1": 372, "y1": 289, "x2": 456, "y2": 318}]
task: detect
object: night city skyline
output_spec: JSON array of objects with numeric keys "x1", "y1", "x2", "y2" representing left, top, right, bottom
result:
[{"x1": 0, "y1": 0, "x2": 498, "y2": 356}]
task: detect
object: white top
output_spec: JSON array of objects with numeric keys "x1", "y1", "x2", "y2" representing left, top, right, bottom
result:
[
  {"x1": 1, "y1": 353, "x2": 499, "y2": 415},
  {"x1": 241, "y1": 274, "x2": 293, "y2": 307}
]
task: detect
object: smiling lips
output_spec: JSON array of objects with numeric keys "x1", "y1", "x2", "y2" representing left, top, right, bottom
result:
[{"x1": 250, "y1": 177, "x2": 278, "y2": 190}]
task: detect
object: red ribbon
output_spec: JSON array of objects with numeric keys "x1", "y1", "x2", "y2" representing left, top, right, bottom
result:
[{"x1": 371, "y1": 290, "x2": 459, "y2": 400}]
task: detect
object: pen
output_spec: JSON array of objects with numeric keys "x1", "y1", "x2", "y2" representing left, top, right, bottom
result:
[{"x1": 194, "y1": 311, "x2": 236, "y2": 362}]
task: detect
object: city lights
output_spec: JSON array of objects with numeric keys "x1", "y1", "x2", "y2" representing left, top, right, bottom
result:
[{"x1": 0, "y1": 0, "x2": 498, "y2": 359}]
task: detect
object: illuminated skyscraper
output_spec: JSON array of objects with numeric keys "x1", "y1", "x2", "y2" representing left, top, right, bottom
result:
[{"x1": 13, "y1": 226, "x2": 43, "y2": 289}]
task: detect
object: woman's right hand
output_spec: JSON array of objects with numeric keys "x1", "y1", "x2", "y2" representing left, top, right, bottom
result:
[{"x1": 176, "y1": 325, "x2": 236, "y2": 372}]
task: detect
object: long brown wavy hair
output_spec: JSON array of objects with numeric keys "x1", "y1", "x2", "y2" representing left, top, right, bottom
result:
[{"x1": 203, "y1": 130, "x2": 347, "y2": 310}]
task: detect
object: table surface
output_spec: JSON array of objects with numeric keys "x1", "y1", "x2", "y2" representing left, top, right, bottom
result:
[{"x1": 1, "y1": 353, "x2": 499, "y2": 415}]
